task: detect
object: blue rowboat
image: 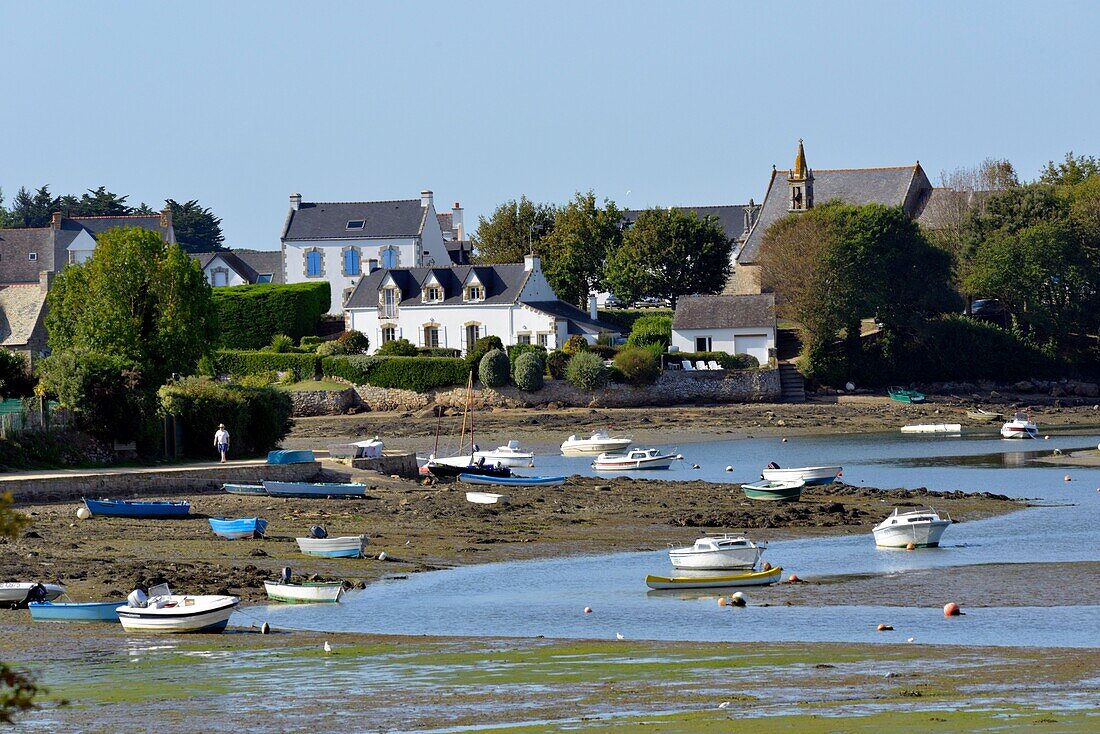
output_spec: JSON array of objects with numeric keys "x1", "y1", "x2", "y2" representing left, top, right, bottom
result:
[
  {"x1": 223, "y1": 483, "x2": 268, "y2": 496},
  {"x1": 82, "y1": 498, "x2": 191, "y2": 518},
  {"x1": 458, "y1": 473, "x2": 566, "y2": 487},
  {"x1": 28, "y1": 601, "x2": 123, "y2": 622},
  {"x1": 266, "y1": 450, "x2": 316, "y2": 465},
  {"x1": 208, "y1": 517, "x2": 268, "y2": 540}
]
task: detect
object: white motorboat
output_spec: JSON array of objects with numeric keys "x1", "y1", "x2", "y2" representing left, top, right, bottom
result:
[
  {"x1": 115, "y1": 584, "x2": 239, "y2": 633},
  {"x1": 900, "y1": 423, "x2": 962, "y2": 434},
  {"x1": 465, "y1": 491, "x2": 508, "y2": 505},
  {"x1": 295, "y1": 535, "x2": 368, "y2": 558},
  {"x1": 474, "y1": 440, "x2": 535, "y2": 468},
  {"x1": 560, "y1": 431, "x2": 632, "y2": 456},
  {"x1": 0, "y1": 582, "x2": 65, "y2": 609},
  {"x1": 668, "y1": 535, "x2": 765, "y2": 570},
  {"x1": 592, "y1": 448, "x2": 681, "y2": 471},
  {"x1": 263, "y1": 580, "x2": 344, "y2": 604},
  {"x1": 872, "y1": 508, "x2": 952, "y2": 548},
  {"x1": 1001, "y1": 411, "x2": 1038, "y2": 439},
  {"x1": 761, "y1": 464, "x2": 842, "y2": 485}
]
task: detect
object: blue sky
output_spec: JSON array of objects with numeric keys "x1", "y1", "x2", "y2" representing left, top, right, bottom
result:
[{"x1": 1, "y1": 1, "x2": 1097, "y2": 249}]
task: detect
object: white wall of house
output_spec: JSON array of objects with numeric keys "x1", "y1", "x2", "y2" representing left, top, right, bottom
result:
[
  {"x1": 283, "y1": 236, "x2": 415, "y2": 314},
  {"x1": 65, "y1": 229, "x2": 98, "y2": 264},
  {"x1": 203, "y1": 255, "x2": 249, "y2": 287},
  {"x1": 417, "y1": 204, "x2": 447, "y2": 266},
  {"x1": 671, "y1": 326, "x2": 775, "y2": 363}
]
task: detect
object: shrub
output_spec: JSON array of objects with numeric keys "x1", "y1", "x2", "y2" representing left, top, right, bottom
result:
[
  {"x1": 158, "y1": 378, "x2": 292, "y2": 459},
  {"x1": 236, "y1": 372, "x2": 277, "y2": 388},
  {"x1": 614, "y1": 347, "x2": 661, "y2": 385},
  {"x1": 479, "y1": 349, "x2": 510, "y2": 388},
  {"x1": 322, "y1": 355, "x2": 468, "y2": 392},
  {"x1": 337, "y1": 330, "x2": 370, "y2": 355},
  {"x1": 211, "y1": 350, "x2": 321, "y2": 380},
  {"x1": 513, "y1": 352, "x2": 545, "y2": 392},
  {"x1": 212, "y1": 281, "x2": 330, "y2": 349},
  {"x1": 0, "y1": 349, "x2": 34, "y2": 397},
  {"x1": 315, "y1": 340, "x2": 347, "y2": 357},
  {"x1": 507, "y1": 344, "x2": 546, "y2": 372},
  {"x1": 546, "y1": 350, "x2": 570, "y2": 379},
  {"x1": 418, "y1": 347, "x2": 463, "y2": 358},
  {"x1": 562, "y1": 335, "x2": 589, "y2": 355},
  {"x1": 299, "y1": 336, "x2": 323, "y2": 348},
  {"x1": 466, "y1": 335, "x2": 504, "y2": 371},
  {"x1": 565, "y1": 351, "x2": 608, "y2": 390},
  {"x1": 588, "y1": 344, "x2": 618, "y2": 359},
  {"x1": 626, "y1": 314, "x2": 672, "y2": 349},
  {"x1": 597, "y1": 308, "x2": 674, "y2": 332},
  {"x1": 38, "y1": 349, "x2": 153, "y2": 442},
  {"x1": 377, "y1": 338, "x2": 419, "y2": 357},
  {"x1": 269, "y1": 334, "x2": 295, "y2": 353}
]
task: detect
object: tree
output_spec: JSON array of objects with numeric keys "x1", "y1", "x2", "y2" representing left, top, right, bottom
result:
[
  {"x1": 1040, "y1": 151, "x2": 1100, "y2": 186},
  {"x1": 931, "y1": 158, "x2": 1019, "y2": 265},
  {"x1": 8, "y1": 186, "x2": 58, "y2": 228},
  {"x1": 167, "y1": 199, "x2": 225, "y2": 252},
  {"x1": 605, "y1": 207, "x2": 732, "y2": 308},
  {"x1": 538, "y1": 191, "x2": 623, "y2": 306},
  {"x1": 68, "y1": 186, "x2": 134, "y2": 216},
  {"x1": 472, "y1": 196, "x2": 556, "y2": 264},
  {"x1": 36, "y1": 350, "x2": 150, "y2": 441}
]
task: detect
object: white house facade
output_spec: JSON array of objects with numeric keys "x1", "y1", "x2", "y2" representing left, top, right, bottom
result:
[
  {"x1": 191, "y1": 250, "x2": 283, "y2": 287},
  {"x1": 280, "y1": 190, "x2": 460, "y2": 314},
  {"x1": 671, "y1": 293, "x2": 776, "y2": 364},
  {"x1": 344, "y1": 255, "x2": 619, "y2": 353}
]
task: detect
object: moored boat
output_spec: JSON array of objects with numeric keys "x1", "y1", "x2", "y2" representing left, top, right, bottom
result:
[
  {"x1": 263, "y1": 580, "x2": 343, "y2": 604},
  {"x1": 262, "y1": 481, "x2": 367, "y2": 498},
  {"x1": 222, "y1": 483, "x2": 268, "y2": 496},
  {"x1": 473, "y1": 440, "x2": 535, "y2": 468},
  {"x1": 668, "y1": 535, "x2": 765, "y2": 570},
  {"x1": 28, "y1": 601, "x2": 123, "y2": 622},
  {"x1": 967, "y1": 408, "x2": 1002, "y2": 422},
  {"x1": 760, "y1": 464, "x2": 841, "y2": 485},
  {"x1": 464, "y1": 491, "x2": 508, "y2": 505},
  {"x1": 645, "y1": 566, "x2": 783, "y2": 590},
  {"x1": 900, "y1": 423, "x2": 962, "y2": 434},
  {"x1": 888, "y1": 387, "x2": 926, "y2": 404},
  {"x1": 266, "y1": 449, "x2": 316, "y2": 464},
  {"x1": 116, "y1": 585, "x2": 239, "y2": 634},
  {"x1": 1000, "y1": 411, "x2": 1038, "y2": 439},
  {"x1": 459, "y1": 473, "x2": 565, "y2": 487},
  {"x1": 208, "y1": 517, "x2": 268, "y2": 540},
  {"x1": 82, "y1": 498, "x2": 191, "y2": 518},
  {"x1": 295, "y1": 535, "x2": 368, "y2": 558},
  {"x1": 560, "y1": 431, "x2": 633, "y2": 456},
  {"x1": 741, "y1": 479, "x2": 805, "y2": 502},
  {"x1": 592, "y1": 448, "x2": 681, "y2": 471},
  {"x1": 426, "y1": 458, "x2": 511, "y2": 480},
  {"x1": 0, "y1": 582, "x2": 66, "y2": 609},
  {"x1": 872, "y1": 507, "x2": 952, "y2": 548}
]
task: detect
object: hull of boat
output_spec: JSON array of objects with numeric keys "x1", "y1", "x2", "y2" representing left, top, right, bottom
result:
[
  {"x1": 263, "y1": 481, "x2": 366, "y2": 498},
  {"x1": 888, "y1": 388, "x2": 926, "y2": 404},
  {"x1": 223, "y1": 483, "x2": 268, "y2": 496},
  {"x1": 593, "y1": 456, "x2": 675, "y2": 471},
  {"x1": 873, "y1": 521, "x2": 951, "y2": 548},
  {"x1": 741, "y1": 481, "x2": 804, "y2": 502},
  {"x1": 761, "y1": 467, "x2": 840, "y2": 485},
  {"x1": 1000, "y1": 424, "x2": 1038, "y2": 439},
  {"x1": 967, "y1": 411, "x2": 1002, "y2": 422},
  {"x1": 900, "y1": 424, "x2": 961, "y2": 434},
  {"x1": 295, "y1": 536, "x2": 367, "y2": 558},
  {"x1": 82, "y1": 498, "x2": 191, "y2": 518},
  {"x1": 464, "y1": 491, "x2": 508, "y2": 505},
  {"x1": 28, "y1": 601, "x2": 123, "y2": 622},
  {"x1": 645, "y1": 566, "x2": 782, "y2": 590},
  {"x1": 459, "y1": 473, "x2": 565, "y2": 487},
  {"x1": 668, "y1": 548, "x2": 761, "y2": 571},
  {"x1": 208, "y1": 517, "x2": 268, "y2": 539},
  {"x1": 428, "y1": 463, "x2": 511, "y2": 479},
  {"x1": 266, "y1": 450, "x2": 316, "y2": 465},
  {"x1": 263, "y1": 581, "x2": 343, "y2": 604},
  {"x1": 473, "y1": 451, "x2": 534, "y2": 468},
  {"x1": 0, "y1": 583, "x2": 66, "y2": 608},
  {"x1": 561, "y1": 440, "x2": 632, "y2": 456},
  {"x1": 116, "y1": 596, "x2": 239, "y2": 634}
]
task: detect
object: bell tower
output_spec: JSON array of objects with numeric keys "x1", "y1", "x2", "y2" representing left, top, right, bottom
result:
[{"x1": 787, "y1": 139, "x2": 814, "y2": 212}]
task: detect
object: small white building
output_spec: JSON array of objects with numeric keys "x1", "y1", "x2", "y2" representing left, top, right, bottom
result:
[
  {"x1": 344, "y1": 255, "x2": 619, "y2": 353},
  {"x1": 191, "y1": 250, "x2": 284, "y2": 287},
  {"x1": 280, "y1": 190, "x2": 466, "y2": 314},
  {"x1": 671, "y1": 293, "x2": 776, "y2": 364}
]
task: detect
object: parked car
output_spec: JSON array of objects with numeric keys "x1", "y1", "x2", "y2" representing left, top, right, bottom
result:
[
  {"x1": 966, "y1": 298, "x2": 1008, "y2": 326},
  {"x1": 634, "y1": 297, "x2": 669, "y2": 308},
  {"x1": 604, "y1": 294, "x2": 624, "y2": 308}
]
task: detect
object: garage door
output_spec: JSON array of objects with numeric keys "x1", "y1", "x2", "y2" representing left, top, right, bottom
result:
[{"x1": 734, "y1": 334, "x2": 769, "y2": 364}]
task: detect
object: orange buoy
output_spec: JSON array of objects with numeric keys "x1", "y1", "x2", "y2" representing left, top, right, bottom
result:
[
  {"x1": 905, "y1": 542, "x2": 915, "y2": 551},
  {"x1": 718, "y1": 597, "x2": 728, "y2": 607},
  {"x1": 583, "y1": 606, "x2": 593, "y2": 614},
  {"x1": 877, "y1": 624, "x2": 893, "y2": 631},
  {"x1": 788, "y1": 574, "x2": 800, "y2": 583},
  {"x1": 944, "y1": 602, "x2": 961, "y2": 617}
]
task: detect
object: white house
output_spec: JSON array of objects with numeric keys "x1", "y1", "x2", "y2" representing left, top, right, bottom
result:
[
  {"x1": 280, "y1": 190, "x2": 467, "y2": 314},
  {"x1": 191, "y1": 250, "x2": 284, "y2": 287},
  {"x1": 671, "y1": 293, "x2": 776, "y2": 364},
  {"x1": 344, "y1": 255, "x2": 619, "y2": 353}
]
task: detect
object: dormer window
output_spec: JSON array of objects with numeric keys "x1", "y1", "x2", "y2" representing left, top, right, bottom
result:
[
  {"x1": 423, "y1": 286, "x2": 443, "y2": 303},
  {"x1": 346, "y1": 220, "x2": 365, "y2": 230},
  {"x1": 465, "y1": 285, "x2": 484, "y2": 302}
]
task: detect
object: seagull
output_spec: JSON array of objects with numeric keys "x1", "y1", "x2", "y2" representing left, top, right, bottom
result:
[
  {"x1": 615, "y1": 632, "x2": 624, "y2": 640},
  {"x1": 718, "y1": 702, "x2": 730, "y2": 709},
  {"x1": 323, "y1": 641, "x2": 333, "y2": 654}
]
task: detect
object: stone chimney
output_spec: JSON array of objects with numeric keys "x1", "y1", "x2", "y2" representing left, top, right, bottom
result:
[
  {"x1": 421, "y1": 190, "x2": 433, "y2": 209},
  {"x1": 50, "y1": 212, "x2": 63, "y2": 230},
  {"x1": 452, "y1": 202, "x2": 465, "y2": 240},
  {"x1": 290, "y1": 193, "x2": 302, "y2": 211},
  {"x1": 524, "y1": 254, "x2": 540, "y2": 272},
  {"x1": 160, "y1": 205, "x2": 173, "y2": 230},
  {"x1": 589, "y1": 294, "x2": 598, "y2": 321},
  {"x1": 39, "y1": 269, "x2": 54, "y2": 293}
]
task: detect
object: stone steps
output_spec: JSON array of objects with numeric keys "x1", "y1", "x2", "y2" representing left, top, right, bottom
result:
[{"x1": 778, "y1": 363, "x2": 806, "y2": 403}]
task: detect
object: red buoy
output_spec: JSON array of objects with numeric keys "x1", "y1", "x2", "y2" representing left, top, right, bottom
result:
[
  {"x1": 944, "y1": 602, "x2": 961, "y2": 617},
  {"x1": 788, "y1": 574, "x2": 800, "y2": 583}
]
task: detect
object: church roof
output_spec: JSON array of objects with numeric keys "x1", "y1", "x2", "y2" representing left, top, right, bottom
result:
[{"x1": 624, "y1": 204, "x2": 759, "y2": 243}]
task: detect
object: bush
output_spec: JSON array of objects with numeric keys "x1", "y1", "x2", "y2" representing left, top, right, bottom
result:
[
  {"x1": 626, "y1": 314, "x2": 672, "y2": 349},
  {"x1": 418, "y1": 347, "x2": 463, "y2": 358},
  {"x1": 613, "y1": 347, "x2": 661, "y2": 385},
  {"x1": 588, "y1": 344, "x2": 618, "y2": 359},
  {"x1": 337, "y1": 330, "x2": 370, "y2": 355},
  {"x1": 299, "y1": 336, "x2": 323, "y2": 348},
  {"x1": 562, "y1": 335, "x2": 589, "y2": 355},
  {"x1": 513, "y1": 352, "x2": 545, "y2": 392},
  {"x1": 565, "y1": 351, "x2": 608, "y2": 390},
  {"x1": 38, "y1": 349, "x2": 153, "y2": 442},
  {"x1": 269, "y1": 334, "x2": 295, "y2": 353},
  {"x1": 479, "y1": 349, "x2": 510, "y2": 388},
  {"x1": 158, "y1": 378, "x2": 292, "y2": 459},
  {"x1": 597, "y1": 308, "x2": 674, "y2": 332},
  {"x1": 322, "y1": 355, "x2": 468, "y2": 392},
  {"x1": 546, "y1": 350, "x2": 570, "y2": 379},
  {"x1": 466, "y1": 335, "x2": 504, "y2": 371},
  {"x1": 0, "y1": 349, "x2": 34, "y2": 397},
  {"x1": 315, "y1": 340, "x2": 347, "y2": 357},
  {"x1": 377, "y1": 338, "x2": 419, "y2": 357},
  {"x1": 507, "y1": 344, "x2": 546, "y2": 372},
  {"x1": 211, "y1": 350, "x2": 321, "y2": 380},
  {"x1": 212, "y1": 281, "x2": 330, "y2": 349}
]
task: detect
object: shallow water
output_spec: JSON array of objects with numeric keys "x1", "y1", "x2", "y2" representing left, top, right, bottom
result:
[{"x1": 262, "y1": 430, "x2": 1100, "y2": 647}]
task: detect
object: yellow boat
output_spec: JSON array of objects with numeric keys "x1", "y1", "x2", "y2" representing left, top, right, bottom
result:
[{"x1": 645, "y1": 566, "x2": 783, "y2": 590}]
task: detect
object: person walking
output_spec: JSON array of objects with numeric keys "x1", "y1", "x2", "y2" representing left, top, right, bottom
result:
[{"x1": 214, "y1": 423, "x2": 230, "y2": 463}]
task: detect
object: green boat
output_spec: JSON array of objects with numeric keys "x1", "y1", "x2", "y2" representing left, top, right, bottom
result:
[
  {"x1": 888, "y1": 386, "x2": 926, "y2": 404},
  {"x1": 740, "y1": 479, "x2": 805, "y2": 502}
]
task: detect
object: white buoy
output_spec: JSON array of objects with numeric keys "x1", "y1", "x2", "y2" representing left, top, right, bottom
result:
[
  {"x1": 76, "y1": 507, "x2": 91, "y2": 520},
  {"x1": 260, "y1": 622, "x2": 270, "y2": 634},
  {"x1": 725, "y1": 466, "x2": 733, "y2": 472},
  {"x1": 377, "y1": 551, "x2": 388, "y2": 561}
]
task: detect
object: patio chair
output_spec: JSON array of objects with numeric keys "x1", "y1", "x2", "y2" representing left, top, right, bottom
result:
[
  {"x1": 707, "y1": 360, "x2": 722, "y2": 370},
  {"x1": 682, "y1": 360, "x2": 695, "y2": 371},
  {"x1": 695, "y1": 360, "x2": 707, "y2": 371}
]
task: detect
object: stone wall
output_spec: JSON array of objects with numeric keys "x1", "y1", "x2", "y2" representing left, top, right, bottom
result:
[{"x1": 288, "y1": 388, "x2": 360, "y2": 416}]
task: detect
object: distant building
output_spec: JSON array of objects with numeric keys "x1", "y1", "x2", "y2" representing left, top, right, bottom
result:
[
  {"x1": 190, "y1": 250, "x2": 284, "y2": 287},
  {"x1": 0, "y1": 271, "x2": 52, "y2": 368},
  {"x1": 671, "y1": 293, "x2": 776, "y2": 364}
]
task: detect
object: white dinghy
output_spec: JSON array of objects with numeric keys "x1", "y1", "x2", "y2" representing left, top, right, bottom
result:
[
  {"x1": 872, "y1": 508, "x2": 952, "y2": 548},
  {"x1": 900, "y1": 423, "x2": 962, "y2": 434},
  {"x1": 115, "y1": 584, "x2": 239, "y2": 634},
  {"x1": 560, "y1": 431, "x2": 632, "y2": 456},
  {"x1": 474, "y1": 440, "x2": 535, "y2": 468},
  {"x1": 263, "y1": 568, "x2": 343, "y2": 604},
  {"x1": 668, "y1": 535, "x2": 765, "y2": 570}
]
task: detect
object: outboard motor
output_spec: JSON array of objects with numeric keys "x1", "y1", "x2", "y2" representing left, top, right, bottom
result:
[
  {"x1": 309, "y1": 525, "x2": 328, "y2": 539},
  {"x1": 127, "y1": 588, "x2": 149, "y2": 609},
  {"x1": 280, "y1": 566, "x2": 292, "y2": 584},
  {"x1": 767, "y1": 461, "x2": 781, "y2": 470},
  {"x1": 26, "y1": 583, "x2": 48, "y2": 604}
]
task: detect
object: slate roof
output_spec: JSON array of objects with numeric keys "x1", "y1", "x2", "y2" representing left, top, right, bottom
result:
[
  {"x1": 0, "y1": 284, "x2": 48, "y2": 346},
  {"x1": 737, "y1": 166, "x2": 929, "y2": 264},
  {"x1": 442, "y1": 239, "x2": 471, "y2": 265},
  {"x1": 0, "y1": 229, "x2": 54, "y2": 282},
  {"x1": 190, "y1": 250, "x2": 285, "y2": 284},
  {"x1": 524, "y1": 300, "x2": 621, "y2": 335},
  {"x1": 437, "y1": 212, "x2": 454, "y2": 238},
  {"x1": 345, "y1": 264, "x2": 531, "y2": 308},
  {"x1": 283, "y1": 200, "x2": 426, "y2": 241},
  {"x1": 673, "y1": 293, "x2": 775, "y2": 330},
  {"x1": 67, "y1": 214, "x2": 172, "y2": 241},
  {"x1": 624, "y1": 204, "x2": 759, "y2": 243}
]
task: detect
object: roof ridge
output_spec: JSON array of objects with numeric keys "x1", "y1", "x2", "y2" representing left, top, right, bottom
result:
[
  {"x1": 302, "y1": 198, "x2": 420, "y2": 206},
  {"x1": 774, "y1": 165, "x2": 918, "y2": 174},
  {"x1": 70, "y1": 214, "x2": 160, "y2": 220},
  {"x1": 0, "y1": 226, "x2": 52, "y2": 231}
]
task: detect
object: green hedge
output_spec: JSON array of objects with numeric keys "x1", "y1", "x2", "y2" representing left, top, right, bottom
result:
[
  {"x1": 626, "y1": 314, "x2": 672, "y2": 349},
  {"x1": 322, "y1": 355, "x2": 469, "y2": 392},
  {"x1": 158, "y1": 378, "x2": 292, "y2": 458},
  {"x1": 212, "y1": 282, "x2": 331, "y2": 349},
  {"x1": 212, "y1": 350, "x2": 321, "y2": 379},
  {"x1": 418, "y1": 347, "x2": 462, "y2": 358},
  {"x1": 598, "y1": 308, "x2": 674, "y2": 332},
  {"x1": 664, "y1": 352, "x2": 759, "y2": 370},
  {"x1": 506, "y1": 344, "x2": 546, "y2": 371}
]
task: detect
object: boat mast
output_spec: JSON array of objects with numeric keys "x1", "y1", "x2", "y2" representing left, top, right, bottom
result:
[{"x1": 457, "y1": 371, "x2": 472, "y2": 459}]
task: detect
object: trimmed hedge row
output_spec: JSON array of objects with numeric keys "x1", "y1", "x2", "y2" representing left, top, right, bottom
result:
[
  {"x1": 212, "y1": 282, "x2": 331, "y2": 349},
  {"x1": 598, "y1": 308, "x2": 674, "y2": 332},
  {"x1": 663, "y1": 352, "x2": 760, "y2": 370},
  {"x1": 322, "y1": 355, "x2": 469, "y2": 392},
  {"x1": 158, "y1": 378, "x2": 293, "y2": 459},
  {"x1": 212, "y1": 350, "x2": 321, "y2": 379}
]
